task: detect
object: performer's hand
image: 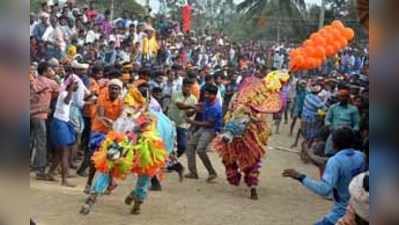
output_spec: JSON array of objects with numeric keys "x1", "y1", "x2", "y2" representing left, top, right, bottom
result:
[{"x1": 282, "y1": 169, "x2": 302, "y2": 180}]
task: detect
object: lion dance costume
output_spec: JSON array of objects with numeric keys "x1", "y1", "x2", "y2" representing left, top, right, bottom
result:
[{"x1": 211, "y1": 70, "x2": 290, "y2": 199}]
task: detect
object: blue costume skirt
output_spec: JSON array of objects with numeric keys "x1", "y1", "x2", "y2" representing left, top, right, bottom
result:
[{"x1": 50, "y1": 118, "x2": 76, "y2": 147}]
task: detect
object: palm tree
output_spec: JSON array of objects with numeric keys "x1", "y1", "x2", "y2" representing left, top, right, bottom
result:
[{"x1": 237, "y1": 0, "x2": 307, "y2": 41}]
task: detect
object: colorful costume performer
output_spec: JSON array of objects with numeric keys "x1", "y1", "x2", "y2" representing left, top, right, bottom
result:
[
  {"x1": 211, "y1": 70, "x2": 290, "y2": 199},
  {"x1": 123, "y1": 85, "x2": 177, "y2": 214},
  {"x1": 80, "y1": 131, "x2": 135, "y2": 214},
  {"x1": 80, "y1": 86, "x2": 170, "y2": 215}
]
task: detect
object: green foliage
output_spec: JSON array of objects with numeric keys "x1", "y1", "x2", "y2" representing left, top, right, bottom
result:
[
  {"x1": 30, "y1": 0, "x2": 44, "y2": 13},
  {"x1": 228, "y1": 0, "x2": 308, "y2": 41}
]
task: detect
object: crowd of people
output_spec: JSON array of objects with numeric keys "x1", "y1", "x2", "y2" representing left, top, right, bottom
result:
[{"x1": 30, "y1": 1, "x2": 369, "y2": 225}]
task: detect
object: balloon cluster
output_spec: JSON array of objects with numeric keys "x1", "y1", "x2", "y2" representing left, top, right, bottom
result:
[
  {"x1": 289, "y1": 20, "x2": 355, "y2": 71},
  {"x1": 182, "y1": 4, "x2": 192, "y2": 33}
]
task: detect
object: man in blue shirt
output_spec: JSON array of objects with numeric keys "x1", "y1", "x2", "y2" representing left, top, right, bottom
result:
[
  {"x1": 185, "y1": 84, "x2": 222, "y2": 182},
  {"x1": 324, "y1": 86, "x2": 360, "y2": 156},
  {"x1": 283, "y1": 127, "x2": 366, "y2": 225}
]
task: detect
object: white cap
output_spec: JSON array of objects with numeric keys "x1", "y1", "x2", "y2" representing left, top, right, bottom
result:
[
  {"x1": 71, "y1": 60, "x2": 89, "y2": 70},
  {"x1": 108, "y1": 79, "x2": 123, "y2": 89}
]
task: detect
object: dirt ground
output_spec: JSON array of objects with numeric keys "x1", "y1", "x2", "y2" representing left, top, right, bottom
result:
[{"x1": 31, "y1": 119, "x2": 331, "y2": 225}]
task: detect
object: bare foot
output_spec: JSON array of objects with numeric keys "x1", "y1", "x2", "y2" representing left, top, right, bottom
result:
[
  {"x1": 207, "y1": 174, "x2": 217, "y2": 183},
  {"x1": 178, "y1": 167, "x2": 184, "y2": 183},
  {"x1": 61, "y1": 180, "x2": 76, "y2": 188},
  {"x1": 184, "y1": 173, "x2": 199, "y2": 179},
  {"x1": 125, "y1": 191, "x2": 136, "y2": 205},
  {"x1": 250, "y1": 188, "x2": 258, "y2": 200},
  {"x1": 130, "y1": 200, "x2": 143, "y2": 215}
]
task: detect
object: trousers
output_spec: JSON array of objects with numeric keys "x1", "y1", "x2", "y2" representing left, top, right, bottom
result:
[
  {"x1": 186, "y1": 128, "x2": 217, "y2": 176},
  {"x1": 30, "y1": 118, "x2": 47, "y2": 173}
]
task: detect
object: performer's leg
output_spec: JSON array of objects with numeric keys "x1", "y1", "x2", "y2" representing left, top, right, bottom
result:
[
  {"x1": 150, "y1": 176, "x2": 162, "y2": 191},
  {"x1": 167, "y1": 154, "x2": 185, "y2": 182},
  {"x1": 84, "y1": 161, "x2": 97, "y2": 194},
  {"x1": 243, "y1": 161, "x2": 261, "y2": 200},
  {"x1": 225, "y1": 161, "x2": 241, "y2": 186},
  {"x1": 129, "y1": 175, "x2": 150, "y2": 215}
]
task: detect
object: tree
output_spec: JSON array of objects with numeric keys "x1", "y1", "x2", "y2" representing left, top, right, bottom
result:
[{"x1": 236, "y1": 0, "x2": 308, "y2": 41}]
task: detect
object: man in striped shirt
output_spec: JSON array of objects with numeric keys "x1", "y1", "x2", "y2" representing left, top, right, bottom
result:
[
  {"x1": 300, "y1": 84, "x2": 326, "y2": 161},
  {"x1": 30, "y1": 62, "x2": 59, "y2": 179}
]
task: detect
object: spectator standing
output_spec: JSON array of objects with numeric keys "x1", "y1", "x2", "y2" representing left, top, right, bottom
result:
[
  {"x1": 30, "y1": 62, "x2": 59, "y2": 180},
  {"x1": 167, "y1": 78, "x2": 198, "y2": 157}
]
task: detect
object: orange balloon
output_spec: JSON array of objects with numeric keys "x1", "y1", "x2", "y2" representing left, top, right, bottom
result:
[
  {"x1": 332, "y1": 41, "x2": 341, "y2": 53},
  {"x1": 337, "y1": 36, "x2": 348, "y2": 49},
  {"x1": 309, "y1": 58, "x2": 319, "y2": 69},
  {"x1": 343, "y1": 28, "x2": 355, "y2": 41},
  {"x1": 303, "y1": 46, "x2": 316, "y2": 58},
  {"x1": 315, "y1": 58, "x2": 323, "y2": 68},
  {"x1": 289, "y1": 49, "x2": 301, "y2": 58},
  {"x1": 325, "y1": 45, "x2": 335, "y2": 56},
  {"x1": 331, "y1": 20, "x2": 345, "y2": 30},
  {"x1": 324, "y1": 25, "x2": 335, "y2": 33},
  {"x1": 292, "y1": 54, "x2": 305, "y2": 68},
  {"x1": 330, "y1": 28, "x2": 342, "y2": 39},
  {"x1": 310, "y1": 33, "x2": 319, "y2": 40},
  {"x1": 313, "y1": 46, "x2": 326, "y2": 59},
  {"x1": 313, "y1": 35, "x2": 327, "y2": 46},
  {"x1": 303, "y1": 58, "x2": 313, "y2": 70},
  {"x1": 320, "y1": 31, "x2": 335, "y2": 45},
  {"x1": 303, "y1": 39, "x2": 316, "y2": 48},
  {"x1": 319, "y1": 29, "x2": 329, "y2": 37}
]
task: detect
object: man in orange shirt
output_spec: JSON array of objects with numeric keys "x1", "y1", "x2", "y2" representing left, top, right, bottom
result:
[
  {"x1": 77, "y1": 65, "x2": 103, "y2": 177},
  {"x1": 84, "y1": 79, "x2": 124, "y2": 193}
]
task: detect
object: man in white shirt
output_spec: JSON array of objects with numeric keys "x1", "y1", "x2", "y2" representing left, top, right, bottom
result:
[
  {"x1": 30, "y1": 13, "x2": 38, "y2": 37},
  {"x1": 70, "y1": 61, "x2": 91, "y2": 110},
  {"x1": 42, "y1": 16, "x2": 66, "y2": 58},
  {"x1": 47, "y1": 77, "x2": 79, "y2": 187},
  {"x1": 273, "y1": 49, "x2": 285, "y2": 69},
  {"x1": 134, "y1": 23, "x2": 146, "y2": 53}
]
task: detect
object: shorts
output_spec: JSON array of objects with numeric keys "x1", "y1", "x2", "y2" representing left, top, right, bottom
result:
[{"x1": 50, "y1": 118, "x2": 76, "y2": 147}]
